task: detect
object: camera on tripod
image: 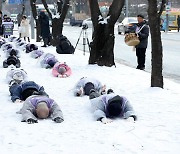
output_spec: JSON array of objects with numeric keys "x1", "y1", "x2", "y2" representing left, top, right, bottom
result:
[{"x1": 82, "y1": 23, "x2": 88, "y2": 30}]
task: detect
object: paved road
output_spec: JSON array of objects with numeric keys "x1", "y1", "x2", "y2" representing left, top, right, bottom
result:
[{"x1": 57, "y1": 25, "x2": 180, "y2": 84}]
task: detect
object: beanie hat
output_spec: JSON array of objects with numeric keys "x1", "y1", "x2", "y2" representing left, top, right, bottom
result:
[
  {"x1": 36, "y1": 102, "x2": 49, "y2": 119},
  {"x1": 48, "y1": 60, "x2": 56, "y2": 67},
  {"x1": 137, "y1": 14, "x2": 144, "y2": 19},
  {"x1": 107, "y1": 95, "x2": 123, "y2": 117},
  {"x1": 84, "y1": 82, "x2": 95, "y2": 96},
  {"x1": 21, "y1": 88, "x2": 38, "y2": 100},
  {"x1": 58, "y1": 66, "x2": 66, "y2": 74}
]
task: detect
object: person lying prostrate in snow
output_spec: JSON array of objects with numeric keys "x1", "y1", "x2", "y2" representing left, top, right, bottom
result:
[
  {"x1": 40, "y1": 53, "x2": 58, "y2": 69},
  {"x1": 73, "y1": 77, "x2": 106, "y2": 97},
  {"x1": 3, "y1": 55, "x2": 21, "y2": 68},
  {"x1": 25, "y1": 43, "x2": 38, "y2": 53},
  {"x1": 9, "y1": 81, "x2": 48, "y2": 103},
  {"x1": 89, "y1": 89, "x2": 137, "y2": 124},
  {"x1": 30, "y1": 49, "x2": 44, "y2": 59},
  {"x1": 18, "y1": 95, "x2": 64, "y2": 124},
  {"x1": 6, "y1": 68, "x2": 28, "y2": 85},
  {"x1": 52, "y1": 62, "x2": 72, "y2": 78}
]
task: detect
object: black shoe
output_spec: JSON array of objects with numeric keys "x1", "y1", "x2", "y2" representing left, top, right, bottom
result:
[
  {"x1": 41, "y1": 45, "x2": 47, "y2": 47},
  {"x1": 140, "y1": 67, "x2": 145, "y2": 70}
]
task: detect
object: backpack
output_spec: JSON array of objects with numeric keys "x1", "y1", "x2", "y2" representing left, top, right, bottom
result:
[{"x1": 56, "y1": 35, "x2": 75, "y2": 54}]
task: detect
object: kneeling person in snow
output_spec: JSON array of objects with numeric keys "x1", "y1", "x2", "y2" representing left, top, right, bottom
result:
[
  {"x1": 90, "y1": 89, "x2": 137, "y2": 124},
  {"x1": 74, "y1": 77, "x2": 106, "y2": 97},
  {"x1": 52, "y1": 62, "x2": 72, "y2": 78},
  {"x1": 19, "y1": 95, "x2": 64, "y2": 124}
]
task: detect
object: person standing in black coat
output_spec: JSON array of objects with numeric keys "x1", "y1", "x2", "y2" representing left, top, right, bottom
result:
[
  {"x1": 177, "y1": 15, "x2": 180, "y2": 32},
  {"x1": 0, "y1": 11, "x2": 3, "y2": 36},
  {"x1": 135, "y1": 14, "x2": 149, "y2": 70},
  {"x1": 39, "y1": 11, "x2": 51, "y2": 47}
]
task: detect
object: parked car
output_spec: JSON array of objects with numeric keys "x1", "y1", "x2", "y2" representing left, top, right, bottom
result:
[
  {"x1": 82, "y1": 18, "x2": 93, "y2": 28},
  {"x1": 70, "y1": 16, "x2": 83, "y2": 26},
  {"x1": 118, "y1": 17, "x2": 138, "y2": 35}
]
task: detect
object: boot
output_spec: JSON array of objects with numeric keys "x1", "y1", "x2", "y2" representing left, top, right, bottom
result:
[{"x1": 41, "y1": 38, "x2": 48, "y2": 47}]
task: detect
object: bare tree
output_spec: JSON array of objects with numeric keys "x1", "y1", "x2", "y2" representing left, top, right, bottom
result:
[
  {"x1": 88, "y1": 0, "x2": 125, "y2": 67},
  {"x1": 30, "y1": 0, "x2": 41, "y2": 42},
  {"x1": 41, "y1": 0, "x2": 70, "y2": 46},
  {"x1": 147, "y1": 0, "x2": 166, "y2": 88}
]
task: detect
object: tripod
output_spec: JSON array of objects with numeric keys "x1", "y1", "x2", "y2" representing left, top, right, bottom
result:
[{"x1": 74, "y1": 25, "x2": 90, "y2": 55}]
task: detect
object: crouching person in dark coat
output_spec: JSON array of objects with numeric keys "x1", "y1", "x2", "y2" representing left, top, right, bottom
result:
[
  {"x1": 90, "y1": 89, "x2": 137, "y2": 124},
  {"x1": 3, "y1": 55, "x2": 21, "y2": 68},
  {"x1": 9, "y1": 81, "x2": 48, "y2": 103},
  {"x1": 19, "y1": 95, "x2": 64, "y2": 124}
]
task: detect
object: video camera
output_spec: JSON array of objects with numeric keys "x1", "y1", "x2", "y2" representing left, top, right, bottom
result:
[{"x1": 82, "y1": 23, "x2": 88, "y2": 30}]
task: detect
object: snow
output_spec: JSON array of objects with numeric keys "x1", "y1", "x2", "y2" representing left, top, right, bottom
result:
[{"x1": 0, "y1": 28, "x2": 180, "y2": 154}]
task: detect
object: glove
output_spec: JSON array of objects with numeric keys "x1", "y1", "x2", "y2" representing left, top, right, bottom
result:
[
  {"x1": 14, "y1": 99, "x2": 23, "y2": 103},
  {"x1": 54, "y1": 117, "x2": 64, "y2": 123},
  {"x1": 100, "y1": 117, "x2": 113, "y2": 124},
  {"x1": 27, "y1": 118, "x2": 38, "y2": 124}
]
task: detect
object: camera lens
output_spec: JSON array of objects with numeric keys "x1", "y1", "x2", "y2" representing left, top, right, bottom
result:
[{"x1": 82, "y1": 24, "x2": 88, "y2": 30}]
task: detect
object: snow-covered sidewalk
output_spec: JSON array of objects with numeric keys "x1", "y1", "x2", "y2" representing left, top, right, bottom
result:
[{"x1": 0, "y1": 36, "x2": 180, "y2": 154}]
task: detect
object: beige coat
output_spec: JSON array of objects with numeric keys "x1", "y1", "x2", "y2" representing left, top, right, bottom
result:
[{"x1": 20, "y1": 19, "x2": 30, "y2": 37}]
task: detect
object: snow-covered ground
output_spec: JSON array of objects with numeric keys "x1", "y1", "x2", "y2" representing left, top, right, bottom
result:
[{"x1": 0, "y1": 27, "x2": 180, "y2": 154}]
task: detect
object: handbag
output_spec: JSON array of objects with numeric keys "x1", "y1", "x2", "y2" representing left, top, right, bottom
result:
[{"x1": 124, "y1": 33, "x2": 140, "y2": 46}]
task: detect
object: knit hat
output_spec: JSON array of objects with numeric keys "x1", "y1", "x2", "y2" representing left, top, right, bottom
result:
[
  {"x1": 58, "y1": 66, "x2": 66, "y2": 74},
  {"x1": 107, "y1": 95, "x2": 123, "y2": 117},
  {"x1": 84, "y1": 82, "x2": 95, "y2": 96},
  {"x1": 137, "y1": 14, "x2": 144, "y2": 19},
  {"x1": 36, "y1": 102, "x2": 49, "y2": 119},
  {"x1": 48, "y1": 60, "x2": 56, "y2": 67}
]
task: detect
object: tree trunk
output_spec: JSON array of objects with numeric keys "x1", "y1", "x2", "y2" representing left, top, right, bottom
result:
[
  {"x1": 148, "y1": 0, "x2": 165, "y2": 88},
  {"x1": 41, "y1": 0, "x2": 70, "y2": 46},
  {"x1": 89, "y1": 24, "x2": 115, "y2": 66},
  {"x1": 30, "y1": 0, "x2": 41, "y2": 42},
  {"x1": 88, "y1": 0, "x2": 125, "y2": 67}
]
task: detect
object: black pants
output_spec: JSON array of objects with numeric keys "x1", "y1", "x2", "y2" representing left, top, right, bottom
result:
[
  {"x1": 178, "y1": 25, "x2": 180, "y2": 32},
  {"x1": 136, "y1": 48, "x2": 146, "y2": 69}
]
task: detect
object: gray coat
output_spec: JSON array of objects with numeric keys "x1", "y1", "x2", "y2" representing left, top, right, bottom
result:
[
  {"x1": 6, "y1": 69, "x2": 28, "y2": 84},
  {"x1": 19, "y1": 95, "x2": 64, "y2": 122},
  {"x1": 74, "y1": 77, "x2": 104, "y2": 96},
  {"x1": 90, "y1": 93, "x2": 137, "y2": 121},
  {"x1": 40, "y1": 53, "x2": 58, "y2": 68}
]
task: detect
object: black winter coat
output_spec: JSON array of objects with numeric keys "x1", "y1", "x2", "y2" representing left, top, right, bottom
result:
[
  {"x1": 39, "y1": 12, "x2": 50, "y2": 38},
  {"x1": 135, "y1": 21, "x2": 149, "y2": 49}
]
